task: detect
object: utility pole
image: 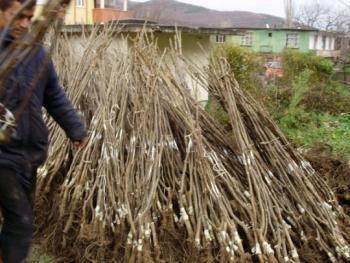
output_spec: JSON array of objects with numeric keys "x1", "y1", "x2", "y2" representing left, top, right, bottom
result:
[
  {"x1": 284, "y1": 0, "x2": 294, "y2": 28},
  {"x1": 123, "y1": 0, "x2": 128, "y2": 11}
]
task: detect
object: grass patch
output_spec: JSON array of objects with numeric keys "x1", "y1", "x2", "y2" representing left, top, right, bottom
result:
[
  {"x1": 280, "y1": 113, "x2": 350, "y2": 157},
  {"x1": 207, "y1": 48, "x2": 350, "y2": 159},
  {"x1": 30, "y1": 245, "x2": 55, "y2": 263}
]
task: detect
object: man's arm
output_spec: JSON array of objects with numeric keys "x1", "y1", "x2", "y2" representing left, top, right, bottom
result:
[{"x1": 43, "y1": 60, "x2": 87, "y2": 143}]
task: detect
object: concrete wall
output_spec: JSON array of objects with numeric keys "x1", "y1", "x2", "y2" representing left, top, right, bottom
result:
[
  {"x1": 308, "y1": 33, "x2": 345, "y2": 58},
  {"x1": 145, "y1": 32, "x2": 210, "y2": 104},
  {"x1": 64, "y1": 31, "x2": 211, "y2": 104},
  {"x1": 309, "y1": 33, "x2": 336, "y2": 51},
  {"x1": 67, "y1": 34, "x2": 128, "y2": 58}
]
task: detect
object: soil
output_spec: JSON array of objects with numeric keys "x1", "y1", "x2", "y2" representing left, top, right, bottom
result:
[{"x1": 305, "y1": 144, "x2": 350, "y2": 215}]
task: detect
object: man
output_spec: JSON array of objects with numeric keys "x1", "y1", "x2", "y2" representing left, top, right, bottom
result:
[
  {"x1": 0, "y1": 1, "x2": 88, "y2": 262},
  {"x1": 0, "y1": 0, "x2": 21, "y2": 30}
]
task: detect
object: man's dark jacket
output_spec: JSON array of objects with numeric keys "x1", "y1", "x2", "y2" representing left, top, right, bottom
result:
[{"x1": 0, "y1": 31, "x2": 87, "y2": 187}]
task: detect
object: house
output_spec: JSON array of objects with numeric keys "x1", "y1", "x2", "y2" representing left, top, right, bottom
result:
[
  {"x1": 60, "y1": 21, "x2": 242, "y2": 104},
  {"x1": 34, "y1": 2, "x2": 349, "y2": 102},
  {"x1": 35, "y1": 2, "x2": 321, "y2": 57},
  {"x1": 35, "y1": 0, "x2": 133, "y2": 25},
  {"x1": 211, "y1": 27, "x2": 317, "y2": 54},
  {"x1": 309, "y1": 31, "x2": 342, "y2": 59}
]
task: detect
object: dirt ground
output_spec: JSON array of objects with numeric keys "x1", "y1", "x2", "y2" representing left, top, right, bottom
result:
[
  {"x1": 293, "y1": 145, "x2": 350, "y2": 263},
  {"x1": 305, "y1": 144, "x2": 350, "y2": 215}
]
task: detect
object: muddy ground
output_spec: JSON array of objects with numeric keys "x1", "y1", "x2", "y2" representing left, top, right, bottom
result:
[{"x1": 305, "y1": 145, "x2": 350, "y2": 215}]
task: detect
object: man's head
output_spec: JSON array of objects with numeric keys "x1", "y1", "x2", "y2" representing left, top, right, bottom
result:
[
  {"x1": 0, "y1": 0, "x2": 21, "y2": 30},
  {"x1": 10, "y1": 0, "x2": 36, "y2": 39}
]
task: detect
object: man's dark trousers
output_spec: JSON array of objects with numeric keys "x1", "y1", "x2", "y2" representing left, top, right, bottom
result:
[{"x1": 0, "y1": 167, "x2": 36, "y2": 263}]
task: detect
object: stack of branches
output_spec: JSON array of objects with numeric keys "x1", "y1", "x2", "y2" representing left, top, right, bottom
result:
[{"x1": 34, "y1": 28, "x2": 350, "y2": 263}]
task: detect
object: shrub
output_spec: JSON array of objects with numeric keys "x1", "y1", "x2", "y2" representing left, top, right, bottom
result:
[
  {"x1": 205, "y1": 96, "x2": 231, "y2": 129},
  {"x1": 279, "y1": 70, "x2": 312, "y2": 129},
  {"x1": 213, "y1": 45, "x2": 263, "y2": 91},
  {"x1": 282, "y1": 49, "x2": 334, "y2": 83},
  {"x1": 303, "y1": 82, "x2": 350, "y2": 114},
  {"x1": 209, "y1": 44, "x2": 349, "y2": 158}
]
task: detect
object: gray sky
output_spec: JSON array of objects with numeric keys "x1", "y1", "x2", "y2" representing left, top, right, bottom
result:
[{"x1": 132, "y1": 0, "x2": 345, "y2": 17}]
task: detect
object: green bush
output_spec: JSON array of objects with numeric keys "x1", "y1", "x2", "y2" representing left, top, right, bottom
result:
[
  {"x1": 205, "y1": 96, "x2": 231, "y2": 129},
  {"x1": 208, "y1": 46, "x2": 350, "y2": 157},
  {"x1": 266, "y1": 82, "x2": 350, "y2": 116},
  {"x1": 279, "y1": 70, "x2": 312, "y2": 129},
  {"x1": 303, "y1": 82, "x2": 350, "y2": 114},
  {"x1": 282, "y1": 50, "x2": 334, "y2": 83},
  {"x1": 213, "y1": 45, "x2": 263, "y2": 91}
]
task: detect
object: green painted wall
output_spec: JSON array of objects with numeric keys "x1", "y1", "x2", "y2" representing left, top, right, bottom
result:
[{"x1": 211, "y1": 29, "x2": 315, "y2": 54}]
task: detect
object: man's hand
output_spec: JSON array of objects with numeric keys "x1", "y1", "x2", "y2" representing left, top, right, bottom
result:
[{"x1": 72, "y1": 137, "x2": 88, "y2": 151}]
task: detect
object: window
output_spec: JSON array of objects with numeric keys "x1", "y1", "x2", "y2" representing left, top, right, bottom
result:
[
  {"x1": 268, "y1": 32, "x2": 272, "y2": 37},
  {"x1": 241, "y1": 32, "x2": 253, "y2": 46},
  {"x1": 94, "y1": 0, "x2": 118, "y2": 8},
  {"x1": 76, "y1": 0, "x2": 84, "y2": 7},
  {"x1": 286, "y1": 33, "x2": 299, "y2": 48},
  {"x1": 216, "y1": 34, "x2": 226, "y2": 43}
]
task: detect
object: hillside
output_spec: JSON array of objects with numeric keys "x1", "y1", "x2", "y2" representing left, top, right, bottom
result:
[{"x1": 114, "y1": 0, "x2": 285, "y2": 28}]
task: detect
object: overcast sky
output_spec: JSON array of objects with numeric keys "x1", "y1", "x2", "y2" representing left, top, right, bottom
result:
[{"x1": 132, "y1": 0, "x2": 346, "y2": 18}]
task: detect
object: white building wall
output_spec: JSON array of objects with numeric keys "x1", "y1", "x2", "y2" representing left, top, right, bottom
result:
[
  {"x1": 159, "y1": 33, "x2": 210, "y2": 104},
  {"x1": 64, "y1": 31, "x2": 210, "y2": 104},
  {"x1": 68, "y1": 35, "x2": 128, "y2": 58},
  {"x1": 326, "y1": 37, "x2": 331, "y2": 50},
  {"x1": 309, "y1": 34, "x2": 316, "y2": 50},
  {"x1": 310, "y1": 34, "x2": 337, "y2": 51},
  {"x1": 331, "y1": 38, "x2": 335, "y2": 50},
  {"x1": 315, "y1": 35, "x2": 321, "y2": 50},
  {"x1": 316, "y1": 36, "x2": 322, "y2": 50},
  {"x1": 310, "y1": 33, "x2": 341, "y2": 58}
]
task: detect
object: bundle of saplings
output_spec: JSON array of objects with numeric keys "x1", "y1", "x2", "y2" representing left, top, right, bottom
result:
[{"x1": 33, "y1": 29, "x2": 350, "y2": 263}]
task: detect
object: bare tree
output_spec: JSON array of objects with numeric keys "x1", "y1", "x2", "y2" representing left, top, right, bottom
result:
[{"x1": 295, "y1": 0, "x2": 349, "y2": 31}]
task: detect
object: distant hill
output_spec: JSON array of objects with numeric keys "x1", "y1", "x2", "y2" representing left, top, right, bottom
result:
[{"x1": 115, "y1": 0, "x2": 286, "y2": 28}]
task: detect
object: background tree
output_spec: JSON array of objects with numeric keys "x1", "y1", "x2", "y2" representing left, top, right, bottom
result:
[{"x1": 295, "y1": 0, "x2": 349, "y2": 31}]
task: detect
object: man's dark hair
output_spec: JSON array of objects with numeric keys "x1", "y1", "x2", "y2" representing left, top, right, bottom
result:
[
  {"x1": 0, "y1": 0, "x2": 36, "y2": 11},
  {"x1": 60, "y1": 0, "x2": 71, "y2": 5},
  {"x1": 0, "y1": 0, "x2": 15, "y2": 11}
]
